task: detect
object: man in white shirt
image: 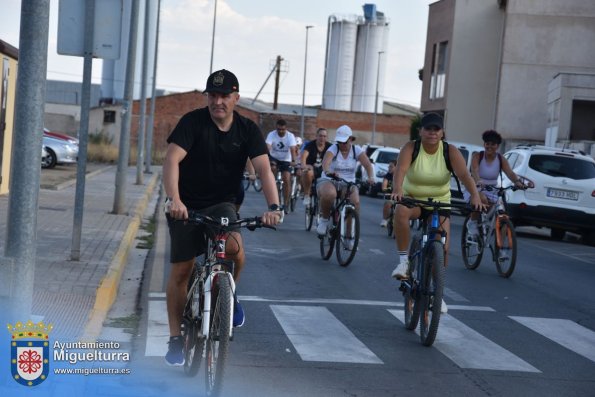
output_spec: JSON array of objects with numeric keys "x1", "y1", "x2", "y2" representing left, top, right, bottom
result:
[{"x1": 266, "y1": 119, "x2": 298, "y2": 212}]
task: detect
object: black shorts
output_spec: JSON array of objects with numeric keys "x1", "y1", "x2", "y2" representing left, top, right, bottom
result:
[
  {"x1": 235, "y1": 181, "x2": 245, "y2": 206},
  {"x1": 269, "y1": 155, "x2": 291, "y2": 173},
  {"x1": 166, "y1": 202, "x2": 238, "y2": 263}
]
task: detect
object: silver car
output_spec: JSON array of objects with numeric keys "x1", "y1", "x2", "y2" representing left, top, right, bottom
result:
[{"x1": 42, "y1": 135, "x2": 78, "y2": 169}]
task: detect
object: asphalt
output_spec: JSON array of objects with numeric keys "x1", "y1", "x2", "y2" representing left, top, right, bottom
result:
[{"x1": 0, "y1": 165, "x2": 161, "y2": 341}]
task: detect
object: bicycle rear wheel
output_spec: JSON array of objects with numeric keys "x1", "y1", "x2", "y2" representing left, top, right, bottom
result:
[
  {"x1": 253, "y1": 177, "x2": 262, "y2": 192},
  {"x1": 495, "y1": 216, "x2": 517, "y2": 278},
  {"x1": 319, "y1": 214, "x2": 336, "y2": 260},
  {"x1": 205, "y1": 273, "x2": 232, "y2": 396},
  {"x1": 184, "y1": 267, "x2": 204, "y2": 376},
  {"x1": 461, "y1": 215, "x2": 483, "y2": 270},
  {"x1": 419, "y1": 240, "x2": 445, "y2": 347},
  {"x1": 387, "y1": 217, "x2": 393, "y2": 238},
  {"x1": 336, "y1": 206, "x2": 359, "y2": 267},
  {"x1": 403, "y1": 238, "x2": 421, "y2": 331},
  {"x1": 305, "y1": 195, "x2": 316, "y2": 231}
]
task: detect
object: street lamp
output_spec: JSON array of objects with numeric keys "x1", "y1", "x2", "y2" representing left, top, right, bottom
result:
[
  {"x1": 372, "y1": 50, "x2": 384, "y2": 145},
  {"x1": 209, "y1": 0, "x2": 218, "y2": 74},
  {"x1": 300, "y1": 25, "x2": 314, "y2": 139}
]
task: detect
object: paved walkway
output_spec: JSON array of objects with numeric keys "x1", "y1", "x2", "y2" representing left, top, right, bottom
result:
[{"x1": 0, "y1": 165, "x2": 161, "y2": 340}]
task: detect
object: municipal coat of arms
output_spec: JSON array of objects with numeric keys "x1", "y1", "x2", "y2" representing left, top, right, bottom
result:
[{"x1": 7, "y1": 320, "x2": 53, "y2": 387}]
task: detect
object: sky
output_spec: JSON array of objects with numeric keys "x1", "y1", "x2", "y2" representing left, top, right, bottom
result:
[{"x1": 0, "y1": 0, "x2": 434, "y2": 107}]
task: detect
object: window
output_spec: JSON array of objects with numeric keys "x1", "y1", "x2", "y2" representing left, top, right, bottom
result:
[
  {"x1": 103, "y1": 110, "x2": 116, "y2": 124},
  {"x1": 429, "y1": 41, "x2": 448, "y2": 100},
  {"x1": 528, "y1": 155, "x2": 595, "y2": 180}
]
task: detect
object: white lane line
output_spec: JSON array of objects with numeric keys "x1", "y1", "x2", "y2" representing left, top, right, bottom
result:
[
  {"x1": 389, "y1": 310, "x2": 540, "y2": 372},
  {"x1": 510, "y1": 316, "x2": 595, "y2": 364},
  {"x1": 523, "y1": 240, "x2": 595, "y2": 265},
  {"x1": 369, "y1": 248, "x2": 385, "y2": 255},
  {"x1": 271, "y1": 305, "x2": 383, "y2": 364},
  {"x1": 146, "y1": 293, "x2": 495, "y2": 312},
  {"x1": 145, "y1": 300, "x2": 169, "y2": 356},
  {"x1": 444, "y1": 287, "x2": 471, "y2": 303}
]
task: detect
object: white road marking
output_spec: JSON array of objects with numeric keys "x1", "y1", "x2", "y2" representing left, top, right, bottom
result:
[
  {"x1": 369, "y1": 248, "x2": 385, "y2": 255},
  {"x1": 389, "y1": 310, "x2": 540, "y2": 372},
  {"x1": 145, "y1": 300, "x2": 169, "y2": 356},
  {"x1": 271, "y1": 305, "x2": 383, "y2": 364},
  {"x1": 510, "y1": 316, "x2": 595, "y2": 363}
]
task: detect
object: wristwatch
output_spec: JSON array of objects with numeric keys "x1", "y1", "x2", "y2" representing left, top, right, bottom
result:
[{"x1": 269, "y1": 204, "x2": 281, "y2": 211}]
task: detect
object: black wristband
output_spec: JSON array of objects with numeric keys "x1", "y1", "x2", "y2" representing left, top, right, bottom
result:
[{"x1": 269, "y1": 204, "x2": 281, "y2": 211}]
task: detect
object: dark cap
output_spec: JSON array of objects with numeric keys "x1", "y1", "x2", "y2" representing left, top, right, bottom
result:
[
  {"x1": 204, "y1": 69, "x2": 239, "y2": 94},
  {"x1": 421, "y1": 112, "x2": 443, "y2": 129}
]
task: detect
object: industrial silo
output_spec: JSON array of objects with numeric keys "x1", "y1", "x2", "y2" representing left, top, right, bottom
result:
[
  {"x1": 322, "y1": 15, "x2": 359, "y2": 111},
  {"x1": 100, "y1": 0, "x2": 158, "y2": 103},
  {"x1": 351, "y1": 4, "x2": 389, "y2": 113}
]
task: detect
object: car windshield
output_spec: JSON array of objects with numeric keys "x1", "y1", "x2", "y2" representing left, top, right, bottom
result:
[
  {"x1": 528, "y1": 155, "x2": 595, "y2": 180},
  {"x1": 376, "y1": 151, "x2": 399, "y2": 164}
]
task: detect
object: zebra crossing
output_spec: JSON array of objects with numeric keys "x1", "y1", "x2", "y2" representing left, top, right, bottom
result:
[{"x1": 144, "y1": 293, "x2": 595, "y2": 373}]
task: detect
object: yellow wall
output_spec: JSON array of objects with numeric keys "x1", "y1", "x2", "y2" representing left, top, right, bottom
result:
[{"x1": 0, "y1": 55, "x2": 17, "y2": 195}]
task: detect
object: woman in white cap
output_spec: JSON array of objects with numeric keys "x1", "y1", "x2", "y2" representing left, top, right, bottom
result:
[{"x1": 316, "y1": 125, "x2": 375, "y2": 248}]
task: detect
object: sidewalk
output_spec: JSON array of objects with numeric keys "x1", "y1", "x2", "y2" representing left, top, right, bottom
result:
[{"x1": 0, "y1": 165, "x2": 161, "y2": 341}]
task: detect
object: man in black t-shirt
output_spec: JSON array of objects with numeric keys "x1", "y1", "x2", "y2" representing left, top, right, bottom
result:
[
  {"x1": 299, "y1": 128, "x2": 331, "y2": 206},
  {"x1": 163, "y1": 69, "x2": 282, "y2": 366}
]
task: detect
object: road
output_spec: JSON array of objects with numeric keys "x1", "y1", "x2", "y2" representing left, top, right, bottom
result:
[{"x1": 127, "y1": 188, "x2": 595, "y2": 397}]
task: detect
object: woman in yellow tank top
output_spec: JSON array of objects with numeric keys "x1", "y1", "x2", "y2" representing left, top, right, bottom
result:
[{"x1": 390, "y1": 113, "x2": 484, "y2": 311}]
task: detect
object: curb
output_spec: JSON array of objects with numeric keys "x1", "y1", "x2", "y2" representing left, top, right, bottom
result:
[
  {"x1": 40, "y1": 165, "x2": 114, "y2": 191},
  {"x1": 81, "y1": 171, "x2": 160, "y2": 341}
]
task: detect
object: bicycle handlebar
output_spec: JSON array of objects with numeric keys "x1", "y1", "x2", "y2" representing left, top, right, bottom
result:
[
  {"x1": 397, "y1": 197, "x2": 472, "y2": 211},
  {"x1": 183, "y1": 211, "x2": 276, "y2": 231},
  {"x1": 328, "y1": 174, "x2": 360, "y2": 188}
]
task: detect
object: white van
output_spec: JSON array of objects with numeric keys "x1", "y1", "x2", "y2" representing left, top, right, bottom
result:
[{"x1": 448, "y1": 141, "x2": 483, "y2": 205}]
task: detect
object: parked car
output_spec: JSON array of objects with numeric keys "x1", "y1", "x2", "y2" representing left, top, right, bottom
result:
[
  {"x1": 42, "y1": 135, "x2": 78, "y2": 168},
  {"x1": 41, "y1": 146, "x2": 52, "y2": 168},
  {"x1": 448, "y1": 141, "x2": 484, "y2": 205},
  {"x1": 43, "y1": 128, "x2": 79, "y2": 145},
  {"x1": 358, "y1": 146, "x2": 400, "y2": 197},
  {"x1": 503, "y1": 145, "x2": 595, "y2": 245}
]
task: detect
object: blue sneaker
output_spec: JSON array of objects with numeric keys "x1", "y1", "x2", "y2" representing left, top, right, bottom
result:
[
  {"x1": 165, "y1": 336, "x2": 185, "y2": 366},
  {"x1": 233, "y1": 295, "x2": 245, "y2": 328}
]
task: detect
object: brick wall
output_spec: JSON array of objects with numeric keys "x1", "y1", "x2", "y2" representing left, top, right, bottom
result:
[{"x1": 130, "y1": 91, "x2": 415, "y2": 156}]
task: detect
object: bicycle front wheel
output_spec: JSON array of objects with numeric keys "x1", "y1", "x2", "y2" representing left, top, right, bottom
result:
[
  {"x1": 319, "y1": 215, "x2": 336, "y2": 260},
  {"x1": 403, "y1": 237, "x2": 421, "y2": 331},
  {"x1": 184, "y1": 267, "x2": 204, "y2": 376},
  {"x1": 495, "y1": 216, "x2": 517, "y2": 278},
  {"x1": 461, "y1": 215, "x2": 483, "y2": 270},
  {"x1": 205, "y1": 274, "x2": 232, "y2": 396},
  {"x1": 419, "y1": 240, "x2": 445, "y2": 347},
  {"x1": 305, "y1": 196, "x2": 315, "y2": 231},
  {"x1": 336, "y1": 206, "x2": 360, "y2": 267}
]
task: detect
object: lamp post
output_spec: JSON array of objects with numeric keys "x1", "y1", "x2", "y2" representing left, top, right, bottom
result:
[
  {"x1": 209, "y1": 0, "x2": 218, "y2": 74},
  {"x1": 372, "y1": 50, "x2": 384, "y2": 145},
  {"x1": 300, "y1": 25, "x2": 314, "y2": 139}
]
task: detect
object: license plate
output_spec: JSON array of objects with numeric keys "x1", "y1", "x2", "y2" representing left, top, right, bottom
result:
[{"x1": 547, "y1": 188, "x2": 579, "y2": 201}]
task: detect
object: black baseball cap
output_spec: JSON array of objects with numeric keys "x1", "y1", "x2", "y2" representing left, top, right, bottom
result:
[
  {"x1": 204, "y1": 69, "x2": 239, "y2": 94},
  {"x1": 421, "y1": 112, "x2": 443, "y2": 129}
]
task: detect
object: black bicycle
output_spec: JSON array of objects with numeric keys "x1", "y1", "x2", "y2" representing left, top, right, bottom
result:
[
  {"x1": 242, "y1": 172, "x2": 262, "y2": 192},
  {"x1": 398, "y1": 197, "x2": 468, "y2": 346},
  {"x1": 319, "y1": 176, "x2": 360, "y2": 267},
  {"x1": 180, "y1": 212, "x2": 274, "y2": 396},
  {"x1": 304, "y1": 179, "x2": 319, "y2": 231}
]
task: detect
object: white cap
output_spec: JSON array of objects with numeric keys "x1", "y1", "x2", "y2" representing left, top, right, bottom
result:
[{"x1": 335, "y1": 125, "x2": 354, "y2": 143}]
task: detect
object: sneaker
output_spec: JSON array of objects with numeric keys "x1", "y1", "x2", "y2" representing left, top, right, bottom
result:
[
  {"x1": 316, "y1": 218, "x2": 330, "y2": 236},
  {"x1": 380, "y1": 219, "x2": 388, "y2": 228},
  {"x1": 165, "y1": 336, "x2": 185, "y2": 366},
  {"x1": 441, "y1": 299, "x2": 448, "y2": 314},
  {"x1": 391, "y1": 261, "x2": 409, "y2": 280},
  {"x1": 233, "y1": 295, "x2": 245, "y2": 328},
  {"x1": 303, "y1": 196, "x2": 311, "y2": 207},
  {"x1": 344, "y1": 238, "x2": 354, "y2": 250}
]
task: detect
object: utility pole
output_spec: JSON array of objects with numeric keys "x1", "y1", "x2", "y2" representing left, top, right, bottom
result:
[
  {"x1": 372, "y1": 51, "x2": 384, "y2": 145},
  {"x1": 300, "y1": 26, "x2": 313, "y2": 139},
  {"x1": 145, "y1": 0, "x2": 161, "y2": 174},
  {"x1": 273, "y1": 55, "x2": 282, "y2": 110},
  {"x1": 4, "y1": 0, "x2": 50, "y2": 317},
  {"x1": 113, "y1": 0, "x2": 140, "y2": 214},
  {"x1": 137, "y1": 0, "x2": 151, "y2": 185}
]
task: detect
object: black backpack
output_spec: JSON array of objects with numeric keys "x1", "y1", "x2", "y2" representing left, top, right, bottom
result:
[
  {"x1": 332, "y1": 144, "x2": 356, "y2": 161},
  {"x1": 411, "y1": 139, "x2": 462, "y2": 195}
]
